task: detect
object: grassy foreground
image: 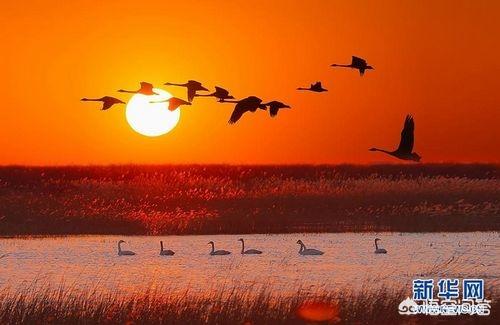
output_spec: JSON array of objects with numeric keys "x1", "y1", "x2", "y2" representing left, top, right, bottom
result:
[
  {"x1": 0, "y1": 286, "x2": 497, "y2": 325},
  {"x1": 0, "y1": 164, "x2": 498, "y2": 235}
]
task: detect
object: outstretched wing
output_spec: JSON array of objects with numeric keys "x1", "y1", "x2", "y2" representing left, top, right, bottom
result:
[
  {"x1": 228, "y1": 104, "x2": 246, "y2": 124},
  {"x1": 101, "y1": 101, "x2": 113, "y2": 110},
  {"x1": 187, "y1": 88, "x2": 195, "y2": 102},
  {"x1": 352, "y1": 56, "x2": 366, "y2": 67},
  {"x1": 101, "y1": 96, "x2": 123, "y2": 110},
  {"x1": 270, "y1": 106, "x2": 279, "y2": 117},
  {"x1": 168, "y1": 97, "x2": 189, "y2": 111},
  {"x1": 188, "y1": 80, "x2": 202, "y2": 87},
  {"x1": 140, "y1": 82, "x2": 154, "y2": 92},
  {"x1": 215, "y1": 86, "x2": 229, "y2": 97},
  {"x1": 397, "y1": 115, "x2": 415, "y2": 153}
]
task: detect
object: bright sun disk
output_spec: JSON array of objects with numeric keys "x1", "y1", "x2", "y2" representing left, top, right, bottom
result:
[{"x1": 125, "y1": 88, "x2": 180, "y2": 137}]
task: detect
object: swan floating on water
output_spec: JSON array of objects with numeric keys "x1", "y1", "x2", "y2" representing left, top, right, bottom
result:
[
  {"x1": 160, "y1": 241, "x2": 175, "y2": 256},
  {"x1": 297, "y1": 240, "x2": 324, "y2": 255},
  {"x1": 117, "y1": 240, "x2": 136, "y2": 256},
  {"x1": 238, "y1": 238, "x2": 262, "y2": 255},
  {"x1": 208, "y1": 241, "x2": 231, "y2": 255},
  {"x1": 374, "y1": 238, "x2": 387, "y2": 254}
]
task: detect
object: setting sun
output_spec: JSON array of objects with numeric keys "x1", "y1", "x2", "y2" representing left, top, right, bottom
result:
[
  {"x1": 0, "y1": 1, "x2": 499, "y2": 324},
  {"x1": 125, "y1": 88, "x2": 180, "y2": 137}
]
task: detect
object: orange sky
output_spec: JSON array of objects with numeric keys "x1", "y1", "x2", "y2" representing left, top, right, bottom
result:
[{"x1": 1, "y1": 0, "x2": 499, "y2": 165}]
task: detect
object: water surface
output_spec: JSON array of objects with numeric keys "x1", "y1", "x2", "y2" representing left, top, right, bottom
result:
[{"x1": 1, "y1": 232, "x2": 498, "y2": 297}]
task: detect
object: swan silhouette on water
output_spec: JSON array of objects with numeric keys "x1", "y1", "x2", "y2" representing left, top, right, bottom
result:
[
  {"x1": 160, "y1": 241, "x2": 175, "y2": 256},
  {"x1": 331, "y1": 56, "x2": 374, "y2": 76},
  {"x1": 118, "y1": 82, "x2": 158, "y2": 95},
  {"x1": 297, "y1": 82, "x2": 328, "y2": 92},
  {"x1": 195, "y1": 86, "x2": 235, "y2": 102},
  {"x1": 208, "y1": 241, "x2": 231, "y2": 255},
  {"x1": 374, "y1": 238, "x2": 387, "y2": 254},
  {"x1": 238, "y1": 238, "x2": 262, "y2": 255},
  {"x1": 164, "y1": 80, "x2": 209, "y2": 102},
  {"x1": 297, "y1": 240, "x2": 324, "y2": 255},
  {"x1": 81, "y1": 96, "x2": 125, "y2": 110},
  {"x1": 369, "y1": 115, "x2": 421, "y2": 162},
  {"x1": 117, "y1": 240, "x2": 136, "y2": 256},
  {"x1": 150, "y1": 97, "x2": 192, "y2": 111}
]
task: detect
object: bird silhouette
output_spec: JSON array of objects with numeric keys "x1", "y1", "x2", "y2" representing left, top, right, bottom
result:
[
  {"x1": 164, "y1": 80, "x2": 209, "y2": 102},
  {"x1": 208, "y1": 241, "x2": 231, "y2": 255},
  {"x1": 296, "y1": 240, "x2": 324, "y2": 255},
  {"x1": 238, "y1": 238, "x2": 262, "y2": 254},
  {"x1": 369, "y1": 115, "x2": 421, "y2": 162},
  {"x1": 221, "y1": 96, "x2": 266, "y2": 124},
  {"x1": 118, "y1": 82, "x2": 158, "y2": 95},
  {"x1": 159, "y1": 241, "x2": 175, "y2": 256},
  {"x1": 263, "y1": 101, "x2": 291, "y2": 117},
  {"x1": 297, "y1": 82, "x2": 328, "y2": 92},
  {"x1": 331, "y1": 56, "x2": 374, "y2": 76},
  {"x1": 117, "y1": 240, "x2": 136, "y2": 256},
  {"x1": 81, "y1": 96, "x2": 125, "y2": 110},
  {"x1": 195, "y1": 86, "x2": 235, "y2": 102},
  {"x1": 374, "y1": 238, "x2": 387, "y2": 254},
  {"x1": 150, "y1": 97, "x2": 192, "y2": 111}
]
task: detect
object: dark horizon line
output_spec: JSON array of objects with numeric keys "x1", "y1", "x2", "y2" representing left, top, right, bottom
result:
[{"x1": 0, "y1": 162, "x2": 499, "y2": 168}]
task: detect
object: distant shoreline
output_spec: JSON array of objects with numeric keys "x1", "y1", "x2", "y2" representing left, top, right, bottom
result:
[{"x1": 1, "y1": 164, "x2": 498, "y2": 236}]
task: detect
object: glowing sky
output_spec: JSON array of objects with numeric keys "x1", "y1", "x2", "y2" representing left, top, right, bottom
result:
[{"x1": 0, "y1": 0, "x2": 499, "y2": 165}]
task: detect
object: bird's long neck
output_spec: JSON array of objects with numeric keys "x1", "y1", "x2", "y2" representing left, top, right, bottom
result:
[
  {"x1": 210, "y1": 242, "x2": 215, "y2": 254},
  {"x1": 221, "y1": 99, "x2": 239, "y2": 103},
  {"x1": 118, "y1": 89, "x2": 136, "y2": 94},
  {"x1": 160, "y1": 241, "x2": 164, "y2": 252},
  {"x1": 299, "y1": 243, "x2": 305, "y2": 253},
  {"x1": 375, "y1": 240, "x2": 379, "y2": 250},
  {"x1": 81, "y1": 98, "x2": 100, "y2": 101},
  {"x1": 371, "y1": 148, "x2": 394, "y2": 155},
  {"x1": 240, "y1": 240, "x2": 245, "y2": 254},
  {"x1": 297, "y1": 87, "x2": 308, "y2": 90},
  {"x1": 165, "y1": 83, "x2": 184, "y2": 87},
  {"x1": 118, "y1": 242, "x2": 122, "y2": 253},
  {"x1": 332, "y1": 64, "x2": 351, "y2": 67}
]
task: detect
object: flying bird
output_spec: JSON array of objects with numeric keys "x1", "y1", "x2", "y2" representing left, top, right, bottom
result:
[
  {"x1": 369, "y1": 115, "x2": 421, "y2": 162},
  {"x1": 81, "y1": 96, "x2": 125, "y2": 110},
  {"x1": 331, "y1": 56, "x2": 374, "y2": 76},
  {"x1": 118, "y1": 82, "x2": 158, "y2": 95},
  {"x1": 263, "y1": 101, "x2": 291, "y2": 117},
  {"x1": 221, "y1": 96, "x2": 266, "y2": 124},
  {"x1": 297, "y1": 82, "x2": 328, "y2": 92},
  {"x1": 164, "y1": 80, "x2": 209, "y2": 102},
  {"x1": 150, "y1": 97, "x2": 192, "y2": 111},
  {"x1": 195, "y1": 86, "x2": 235, "y2": 102}
]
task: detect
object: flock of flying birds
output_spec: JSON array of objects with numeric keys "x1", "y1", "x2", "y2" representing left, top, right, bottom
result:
[{"x1": 81, "y1": 56, "x2": 421, "y2": 162}]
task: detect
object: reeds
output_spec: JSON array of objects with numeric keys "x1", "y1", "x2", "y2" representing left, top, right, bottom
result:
[
  {"x1": 0, "y1": 164, "x2": 498, "y2": 235},
  {"x1": 1, "y1": 285, "x2": 496, "y2": 324}
]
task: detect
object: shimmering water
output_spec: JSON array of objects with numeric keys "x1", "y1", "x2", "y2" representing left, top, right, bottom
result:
[{"x1": 1, "y1": 232, "x2": 498, "y2": 297}]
